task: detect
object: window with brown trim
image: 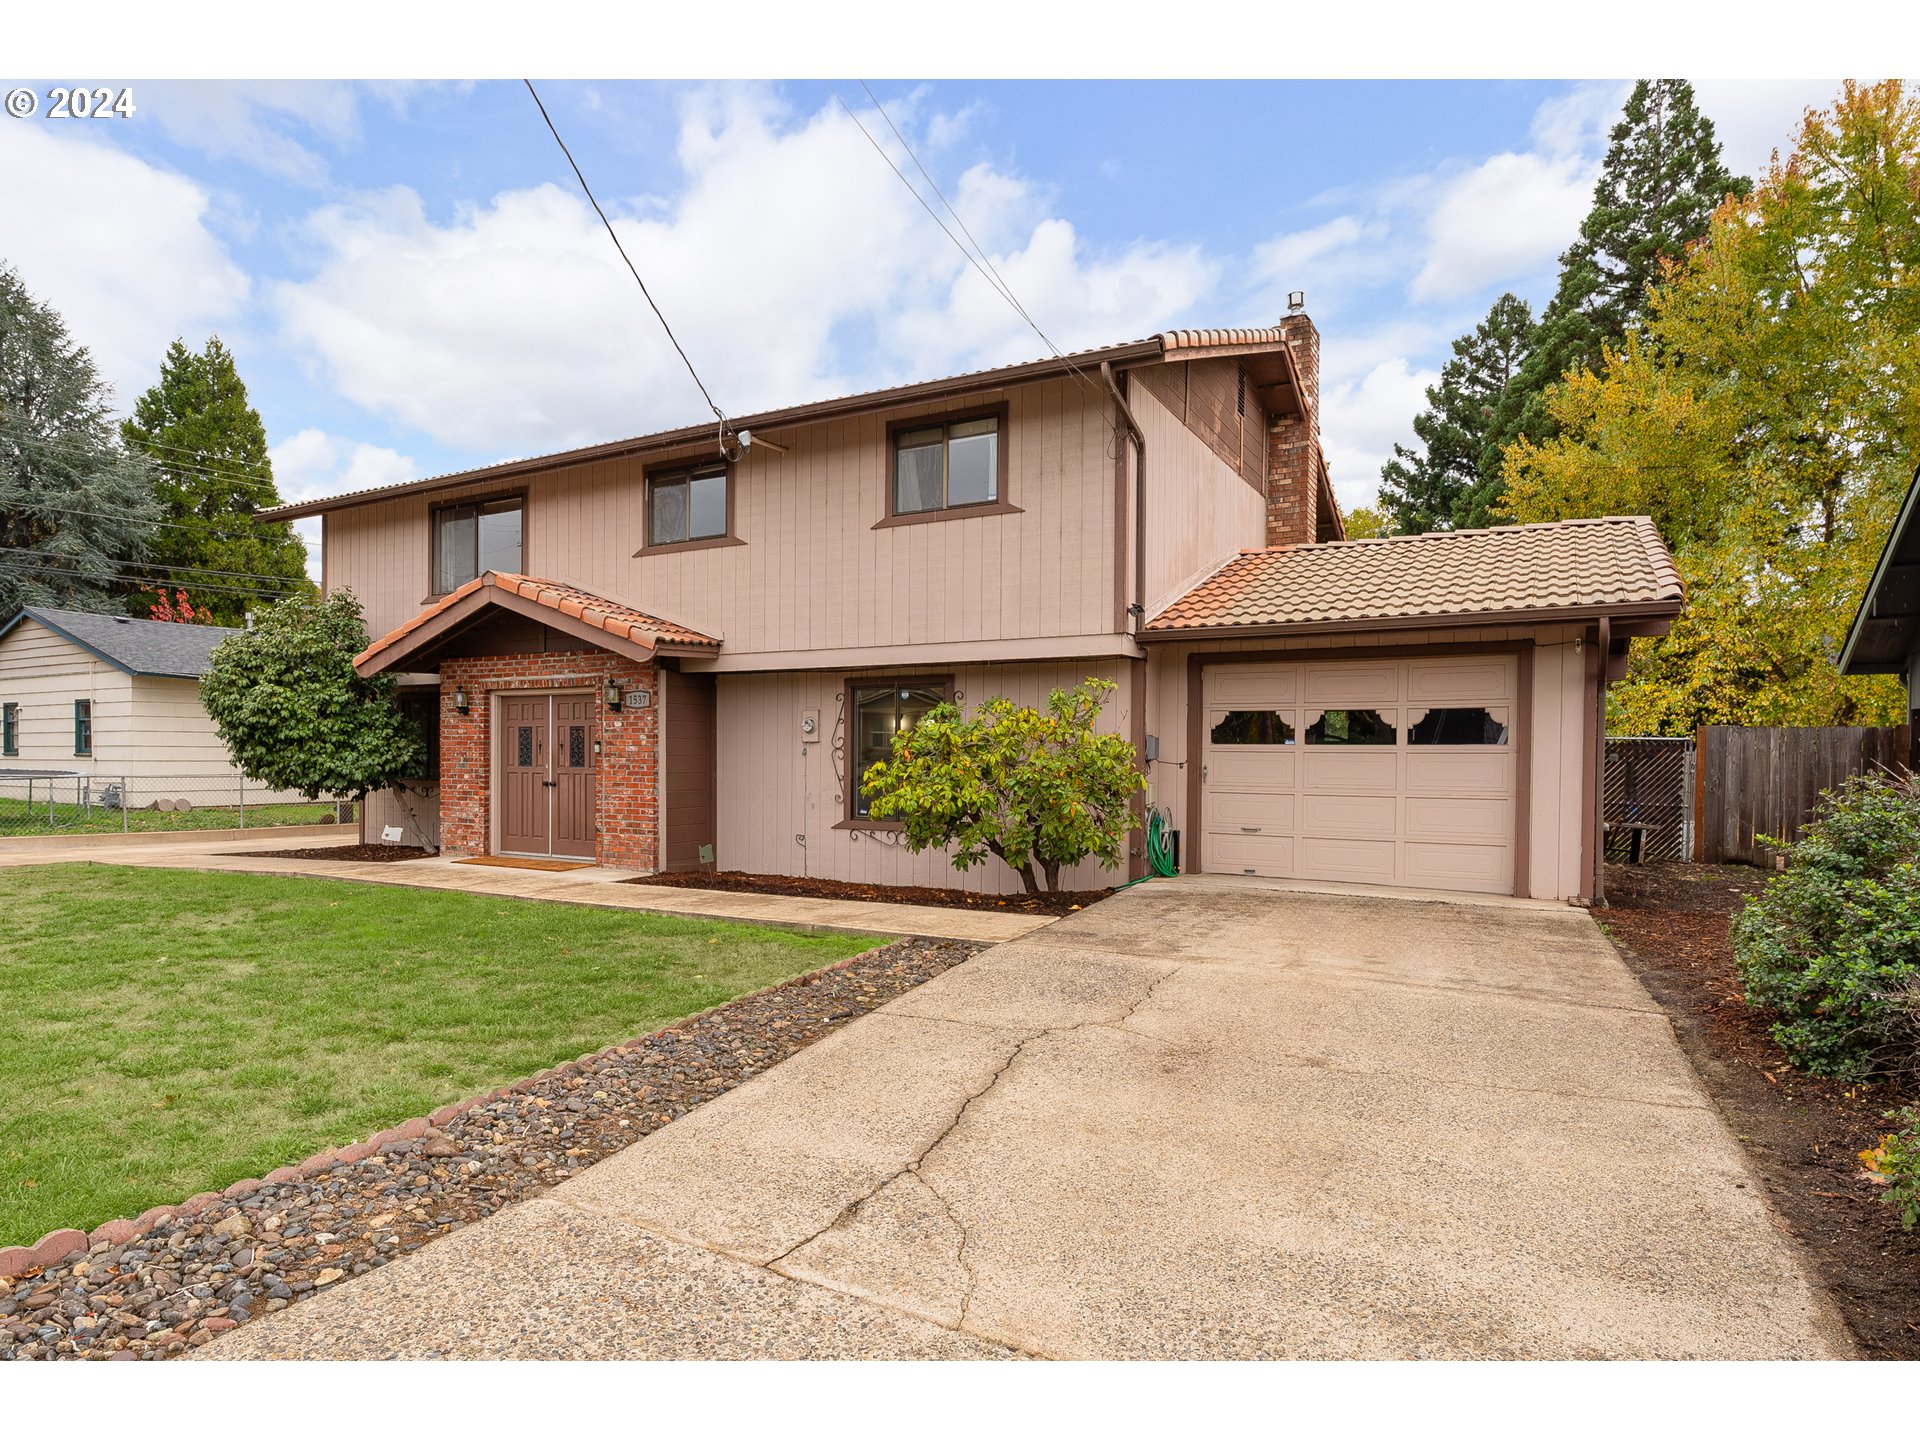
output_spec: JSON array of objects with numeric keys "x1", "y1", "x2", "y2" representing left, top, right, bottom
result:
[
  {"x1": 847, "y1": 678, "x2": 950, "y2": 820},
  {"x1": 645, "y1": 460, "x2": 731, "y2": 549},
  {"x1": 885, "y1": 405, "x2": 1010, "y2": 521},
  {"x1": 431, "y1": 495, "x2": 522, "y2": 595}
]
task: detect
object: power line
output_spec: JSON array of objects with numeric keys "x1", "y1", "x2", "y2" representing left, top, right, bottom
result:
[
  {"x1": 5, "y1": 429, "x2": 291, "y2": 500},
  {"x1": 523, "y1": 79, "x2": 731, "y2": 442},
  {"x1": 4, "y1": 496, "x2": 317, "y2": 548},
  {"x1": 0, "y1": 546, "x2": 312, "y2": 590},
  {"x1": 0, "y1": 559, "x2": 309, "y2": 603},
  {"x1": 858, "y1": 81, "x2": 1062, "y2": 356},
  {"x1": 832, "y1": 85, "x2": 1116, "y2": 440}
]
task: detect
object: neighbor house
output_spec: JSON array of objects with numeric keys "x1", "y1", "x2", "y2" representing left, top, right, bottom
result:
[
  {"x1": 0, "y1": 607, "x2": 249, "y2": 805},
  {"x1": 267, "y1": 311, "x2": 1683, "y2": 901},
  {"x1": 1839, "y1": 460, "x2": 1920, "y2": 769}
]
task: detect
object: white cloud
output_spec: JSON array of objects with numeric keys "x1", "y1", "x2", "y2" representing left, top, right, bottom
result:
[
  {"x1": 270, "y1": 428, "x2": 418, "y2": 582},
  {"x1": 1318, "y1": 356, "x2": 1438, "y2": 510},
  {"x1": 1690, "y1": 79, "x2": 1843, "y2": 181},
  {"x1": 0, "y1": 122, "x2": 250, "y2": 408},
  {"x1": 135, "y1": 81, "x2": 365, "y2": 186},
  {"x1": 1409, "y1": 148, "x2": 1597, "y2": 303},
  {"x1": 273, "y1": 92, "x2": 1219, "y2": 455}
]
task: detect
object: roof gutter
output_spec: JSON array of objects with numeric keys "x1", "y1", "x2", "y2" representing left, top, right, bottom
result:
[
  {"x1": 264, "y1": 338, "x2": 1168, "y2": 522},
  {"x1": 1137, "y1": 597, "x2": 1685, "y2": 643},
  {"x1": 1101, "y1": 360, "x2": 1147, "y2": 637}
]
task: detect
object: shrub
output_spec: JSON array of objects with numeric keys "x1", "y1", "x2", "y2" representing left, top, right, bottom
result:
[
  {"x1": 201, "y1": 590, "x2": 425, "y2": 801},
  {"x1": 861, "y1": 678, "x2": 1144, "y2": 895},
  {"x1": 1862, "y1": 1111, "x2": 1920, "y2": 1230},
  {"x1": 1730, "y1": 771, "x2": 1920, "y2": 1078}
]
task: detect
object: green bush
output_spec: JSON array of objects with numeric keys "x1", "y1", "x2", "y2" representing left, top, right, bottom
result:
[
  {"x1": 1729, "y1": 771, "x2": 1920, "y2": 1078},
  {"x1": 1865, "y1": 1110, "x2": 1920, "y2": 1230}
]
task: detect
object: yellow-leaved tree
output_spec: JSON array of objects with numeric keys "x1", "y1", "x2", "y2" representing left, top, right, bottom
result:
[{"x1": 1501, "y1": 81, "x2": 1920, "y2": 734}]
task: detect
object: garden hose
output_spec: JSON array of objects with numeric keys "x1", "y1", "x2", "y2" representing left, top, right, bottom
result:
[{"x1": 1117, "y1": 805, "x2": 1180, "y2": 889}]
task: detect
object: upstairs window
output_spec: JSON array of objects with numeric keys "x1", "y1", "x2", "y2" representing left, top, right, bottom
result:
[
  {"x1": 2, "y1": 702, "x2": 17, "y2": 756},
  {"x1": 890, "y1": 407, "x2": 1005, "y2": 517},
  {"x1": 432, "y1": 496, "x2": 523, "y2": 594},
  {"x1": 646, "y1": 461, "x2": 730, "y2": 548},
  {"x1": 73, "y1": 699, "x2": 92, "y2": 756}
]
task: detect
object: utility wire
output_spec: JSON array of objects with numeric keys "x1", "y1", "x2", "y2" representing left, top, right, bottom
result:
[
  {"x1": 0, "y1": 560, "x2": 310, "y2": 603},
  {"x1": 5, "y1": 429, "x2": 297, "y2": 502},
  {"x1": 4, "y1": 497, "x2": 318, "y2": 549},
  {"x1": 858, "y1": 81, "x2": 1063, "y2": 357},
  {"x1": 523, "y1": 79, "x2": 731, "y2": 441},
  {"x1": 833, "y1": 85, "x2": 1117, "y2": 441},
  {"x1": 0, "y1": 546, "x2": 312, "y2": 590}
]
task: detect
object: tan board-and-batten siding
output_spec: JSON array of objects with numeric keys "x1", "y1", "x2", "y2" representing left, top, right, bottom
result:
[{"x1": 325, "y1": 379, "x2": 1123, "y2": 666}]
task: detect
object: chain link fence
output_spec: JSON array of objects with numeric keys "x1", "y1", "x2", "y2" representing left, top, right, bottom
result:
[{"x1": 0, "y1": 771, "x2": 358, "y2": 838}]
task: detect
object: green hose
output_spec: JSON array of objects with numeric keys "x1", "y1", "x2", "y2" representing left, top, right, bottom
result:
[{"x1": 1116, "y1": 805, "x2": 1179, "y2": 889}]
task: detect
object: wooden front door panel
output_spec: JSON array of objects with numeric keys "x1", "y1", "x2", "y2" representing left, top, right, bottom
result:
[
  {"x1": 551, "y1": 694, "x2": 597, "y2": 859},
  {"x1": 498, "y1": 695, "x2": 549, "y2": 856}
]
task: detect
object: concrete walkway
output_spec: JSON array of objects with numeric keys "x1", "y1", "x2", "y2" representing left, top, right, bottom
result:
[
  {"x1": 0, "y1": 835, "x2": 1053, "y2": 944},
  {"x1": 203, "y1": 878, "x2": 1851, "y2": 1360}
]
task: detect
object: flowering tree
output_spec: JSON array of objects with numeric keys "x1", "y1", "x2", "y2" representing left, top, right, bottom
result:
[{"x1": 861, "y1": 678, "x2": 1144, "y2": 895}]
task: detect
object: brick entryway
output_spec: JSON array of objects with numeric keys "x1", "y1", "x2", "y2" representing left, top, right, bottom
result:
[{"x1": 439, "y1": 648, "x2": 660, "y2": 871}]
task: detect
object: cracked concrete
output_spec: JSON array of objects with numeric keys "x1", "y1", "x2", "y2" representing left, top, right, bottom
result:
[{"x1": 206, "y1": 879, "x2": 1855, "y2": 1360}]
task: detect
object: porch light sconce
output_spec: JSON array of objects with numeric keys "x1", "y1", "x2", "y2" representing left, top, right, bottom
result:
[
  {"x1": 603, "y1": 680, "x2": 623, "y2": 712},
  {"x1": 453, "y1": 685, "x2": 471, "y2": 714}
]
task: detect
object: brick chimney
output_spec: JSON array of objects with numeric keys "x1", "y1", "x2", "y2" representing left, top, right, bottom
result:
[{"x1": 1266, "y1": 308, "x2": 1322, "y2": 548}]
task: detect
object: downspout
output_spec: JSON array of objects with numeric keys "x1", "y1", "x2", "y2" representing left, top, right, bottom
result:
[
  {"x1": 1103, "y1": 359, "x2": 1151, "y2": 880},
  {"x1": 1100, "y1": 361, "x2": 1146, "y2": 636},
  {"x1": 1592, "y1": 614, "x2": 1611, "y2": 906}
]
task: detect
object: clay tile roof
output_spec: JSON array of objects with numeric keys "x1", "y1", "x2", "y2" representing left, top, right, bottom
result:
[
  {"x1": 354, "y1": 572, "x2": 719, "y2": 671},
  {"x1": 1146, "y1": 516, "x2": 1685, "y2": 636},
  {"x1": 1160, "y1": 325, "x2": 1290, "y2": 351}
]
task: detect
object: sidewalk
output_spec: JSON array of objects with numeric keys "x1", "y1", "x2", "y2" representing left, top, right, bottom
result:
[{"x1": 0, "y1": 835, "x2": 1055, "y2": 943}]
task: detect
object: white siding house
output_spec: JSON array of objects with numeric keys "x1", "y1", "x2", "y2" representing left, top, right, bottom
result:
[{"x1": 0, "y1": 609, "x2": 252, "y2": 803}]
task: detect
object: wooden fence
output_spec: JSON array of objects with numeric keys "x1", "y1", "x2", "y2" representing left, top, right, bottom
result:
[{"x1": 1692, "y1": 724, "x2": 1913, "y2": 865}]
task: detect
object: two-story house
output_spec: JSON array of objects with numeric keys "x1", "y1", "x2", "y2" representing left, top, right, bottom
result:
[{"x1": 268, "y1": 310, "x2": 1683, "y2": 903}]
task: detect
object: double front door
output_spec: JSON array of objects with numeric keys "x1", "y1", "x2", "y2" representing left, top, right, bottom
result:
[{"x1": 498, "y1": 692, "x2": 597, "y2": 859}]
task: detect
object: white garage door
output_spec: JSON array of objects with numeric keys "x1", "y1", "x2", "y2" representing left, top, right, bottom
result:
[{"x1": 1201, "y1": 655, "x2": 1518, "y2": 895}]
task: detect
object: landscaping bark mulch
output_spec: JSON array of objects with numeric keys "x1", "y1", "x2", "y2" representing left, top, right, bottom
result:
[
  {"x1": 0, "y1": 935, "x2": 981, "y2": 1362},
  {"x1": 1601, "y1": 861, "x2": 1920, "y2": 1359},
  {"x1": 242, "y1": 843, "x2": 435, "y2": 863},
  {"x1": 628, "y1": 867, "x2": 1111, "y2": 917}
]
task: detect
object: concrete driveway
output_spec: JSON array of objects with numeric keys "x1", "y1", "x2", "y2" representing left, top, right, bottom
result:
[{"x1": 208, "y1": 877, "x2": 1851, "y2": 1360}]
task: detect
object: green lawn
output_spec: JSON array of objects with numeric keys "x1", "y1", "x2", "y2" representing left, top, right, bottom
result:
[
  {"x1": 0, "y1": 794, "x2": 350, "y2": 837},
  {"x1": 0, "y1": 865, "x2": 885, "y2": 1246}
]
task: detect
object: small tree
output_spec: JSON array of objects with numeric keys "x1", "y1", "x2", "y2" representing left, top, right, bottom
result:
[
  {"x1": 200, "y1": 590, "x2": 424, "y2": 801},
  {"x1": 861, "y1": 678, "x2": 1145, "y2": 895}
]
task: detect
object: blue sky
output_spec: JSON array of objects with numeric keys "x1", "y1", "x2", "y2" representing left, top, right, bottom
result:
[{"x1": 0, "y1": 77, "x2": 1838, "y2": 568}]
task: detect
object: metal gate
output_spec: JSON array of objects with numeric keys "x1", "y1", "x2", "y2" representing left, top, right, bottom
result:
[{"x1": 1603, "y1": 737, "x2": 1694, "y2": 862}]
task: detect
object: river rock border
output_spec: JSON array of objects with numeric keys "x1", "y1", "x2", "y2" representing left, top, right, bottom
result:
[{"x1": 0, "y1": 935, "x2": 982, "y2": 1361}]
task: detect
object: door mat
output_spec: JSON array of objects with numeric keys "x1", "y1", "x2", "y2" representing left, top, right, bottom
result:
[{"x1": 454, "y1": 855, "x2": 595, "y2": 872}]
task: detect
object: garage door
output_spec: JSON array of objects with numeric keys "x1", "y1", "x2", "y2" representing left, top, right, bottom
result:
[{"x1": 1201, "y1": 655, "x2": 1517, "y2": 895}]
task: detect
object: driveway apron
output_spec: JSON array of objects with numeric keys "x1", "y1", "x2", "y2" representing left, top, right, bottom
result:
[{"x1": 206, "y1": 878, "x2": 1853, "y2": 1360}]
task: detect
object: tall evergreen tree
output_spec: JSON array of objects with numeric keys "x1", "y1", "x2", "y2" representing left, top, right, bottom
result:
[
  {"x1": 121, "y1": 337, "x2": 313, "y2": 626},
  {"x1": 1502, "y1": 79, "x2": 1748, "y2": 447},
  {"x1": 1377, "y1": 292, "x2": 1536, "y2": 533},
  {"x1": 0, "y1": 264, "x2": 158, "y2": 616}
]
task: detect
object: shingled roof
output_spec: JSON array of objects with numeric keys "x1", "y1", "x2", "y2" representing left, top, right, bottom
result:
[
  {"x1": 1146, "y1": 516, "x2": 1684, "y2": 638},
  {"x1": 0, "y1": 607, "x2": 244, "y2": 678},
  {"x1": 353, "y1": 572, "x2": 720, "y2": 676}
]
